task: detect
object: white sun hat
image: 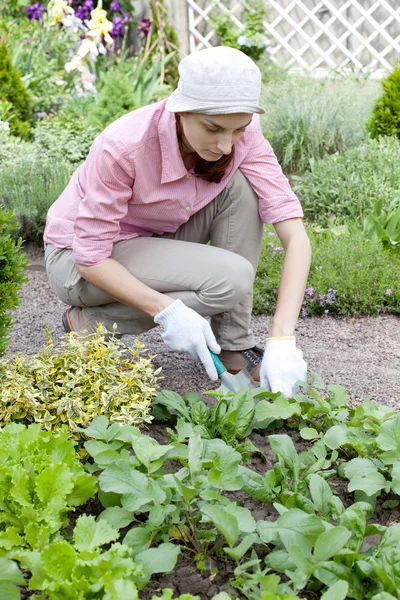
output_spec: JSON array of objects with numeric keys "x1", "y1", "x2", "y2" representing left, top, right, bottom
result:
[{"x1": 165, "y1": 46, "x2": 265, "y2": 115}]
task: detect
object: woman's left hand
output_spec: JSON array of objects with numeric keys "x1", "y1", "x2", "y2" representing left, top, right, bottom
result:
[{"x1": 260, "y1": 338, "x2": 307, "y2": 397}]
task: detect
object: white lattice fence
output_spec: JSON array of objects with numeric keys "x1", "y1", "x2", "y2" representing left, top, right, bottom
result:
[{"x1": 185, "y1": 0, "x2": 400, "y2": 76}]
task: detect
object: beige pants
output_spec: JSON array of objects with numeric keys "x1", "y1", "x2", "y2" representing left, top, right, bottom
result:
[{"x1": 45, "y1": 170, "x2": 264, "y2": 350}]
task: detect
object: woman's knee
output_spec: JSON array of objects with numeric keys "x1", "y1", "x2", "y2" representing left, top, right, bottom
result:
[
  {"x1": 228, "y1": 254, "x2": 255, "y2": 304},
  {"x1": 198, "y1": 252, "x2": 254, "y2": 309}
]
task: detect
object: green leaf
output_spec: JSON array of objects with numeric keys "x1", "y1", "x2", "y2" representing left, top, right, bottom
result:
[
  {"x1": 257, "y1": 509, "x2": 325, "y2": 554},
  {"x1": 344, "y1": 458, "x2": 387, "y2": 496},
  {"x1": 40, "y1": 540, "x2": 76, "y2": 580},
  {"x1": 310, "y1": 372, "x2": 326, "y2": 389},
  {"x1": 99, "y1": 507, "x2": 135, "y2": 530},
  {"x1": 35, "y1": 463, "x2": 74, "y2": 504},
  {"x1": 309, "y1": 474, "x2": 333, "y2": 514},
  {"x1": 377, "y1": 416, "x2": 400, "y2": 452},
  {"x1": 0, "y1": 558, "x2": 24, "y2": 585},
  {"x1": 131, "y1": 436, "x2": 173, "y2": 470},
  {"x1": 255, "y1": 397, "x2": 300, "y2": 421},
  {"x1": 391, "y1": 461, "x2": 400, "y2": 495},
  {"x1": 269, "y1": 434, "x2": 299, "y2": 470},
  {"x1": 223, "y1": 533, "x2": 257, "y2": 560},
  {"x1": 313, "y1": 527, "x2": 351, "y2": 564},
  {"x1": 123, "y1": 526, "x2": 153, "y2": 557},
  {"x1": 0, "y1": 582, "x2": 22, "y2": 600},
  {"x1": 201, "y1": 504, "x2": 239, "y2": 547},
  {"x1": 238, "y1": 466, "x2": 273, "y2": 503},
  {"x1": 225, "y1": 503, "x2": 256, "y2": 533},
  {"x1": 135, "y1": 543, "x2": 180, "y2": 581},
  {"x1": 81, "y1": 415, "x2": 111, "y2": 440},
  {"x1": 300, "y1": 428, "x2": 321, "y2": 440},
  {"x1": 73, "y1": 515, "x2": 119, "y2": 552},
  {"x1": 66, "y1": 472, "x2": 98, "y2": 507},
  {"x1": 188, "y1": 431, "x2": 203, "y2": 476},
  {"x1": 288, "y1": 544, "x2": 313, "y2": 573},
  {"x1": 320, "y1": 580, "x2": 349, "y2": 600},
  {"x1": 326, "y1": 384, "x2": 348, "y2": 407},
  {"x1": 323, "y1": 425, "x2": 349, "y2": 450},
  {"x1": 99, "y1": 460, "x2": 155, "y2": 510},
  {"x1": 226, "y1": 389, "x2": 255, "y2": 438},
  {"x1": 154, "y1": 391, "x2": 190, "y2": 420}
]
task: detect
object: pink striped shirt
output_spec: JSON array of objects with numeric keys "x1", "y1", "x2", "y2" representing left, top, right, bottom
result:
[{"x1": 44, "y1": 98, "x2": 303, "y2": 266}]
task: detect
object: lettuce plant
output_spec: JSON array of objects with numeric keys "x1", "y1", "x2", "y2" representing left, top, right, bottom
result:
[{"x1": 0, "y1": 423, "x2": 97, "y2": 553}]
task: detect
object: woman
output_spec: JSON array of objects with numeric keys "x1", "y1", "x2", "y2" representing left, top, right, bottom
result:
[{"x1": 44, "y1": 45, "x2": 311, "y2": 397}]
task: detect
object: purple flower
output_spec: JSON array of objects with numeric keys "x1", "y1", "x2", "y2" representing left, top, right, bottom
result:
[
  {"x1": 26, "y1": 2, "x2": 46, "y2": 21},
  {"x1": 111, "y1": 16, "x2": 124, "y2": 39},
  {"x1": 385, "y1": 288, "x2": 393, "y2": 295},
  {"x1": 305, "y1": 287, "x2": 314, "y2": 296},
  {"x1": 300, "y1": 306, "x2": 307, "y2": 319},
  {"x1": 136, "y1": 17, "x2": 151, "y2": 38},
  {"x1": 109, "y1": 1, "x2": 122, "y2": 14},
  {"x1": 75, "y1": 0, "x2": 93, "y2": 21},
  {"x1": 121, "y1": 12, "x2": 131, "y2": 25}
]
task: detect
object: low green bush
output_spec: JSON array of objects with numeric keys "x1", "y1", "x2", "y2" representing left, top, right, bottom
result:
[
  {"x1": 260, "y1": 76, "x2": 380, "y2": 174},
  {"x1": 292, "y1": 136, "x2": 400, "y2": 225},
  {"x1": 0, "y1": 39, "x2": 32, "y2": 139},
  {"x1": 85, "y1": 53, "x2": 173, "y2": 132},
  {"x1": 366, "y1": 62, "x2": 400, "y2": 139},
  {"x1": 0, "y1": 152, "x2": 74, "y2": 243},
  {"x1": 253, "y1": 226, "x2": 400, "y2": 317},
  {"x1": 0, "y1": 207, "x2": 28, "y2": 356},
  {"x1": 32, "y1": 111, "x2": 98, "y2": 166},
  {"x1": 0, "y1": 326, "x2": 159, "y2": 448}
]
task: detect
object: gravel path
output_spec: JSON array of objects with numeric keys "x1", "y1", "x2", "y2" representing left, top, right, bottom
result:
[{"x1": 8, "y1": 245, "x2": 400, "y2": 408}]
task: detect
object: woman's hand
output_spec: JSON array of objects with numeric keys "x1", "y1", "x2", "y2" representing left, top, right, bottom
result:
[
  {"x1": 260, "y1": 337, "x2": 307, "y2": 397},
  {"x1": 154, "y1": 299, "x2": 221, "y2": 380}
]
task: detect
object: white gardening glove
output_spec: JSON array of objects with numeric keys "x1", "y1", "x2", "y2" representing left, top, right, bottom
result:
[
  {"x1": 154, "y1": 299, "x2": 221, "y2": 380},
  {"x1": 260, "y1": 337, "x2": 307, "y2": 398}
]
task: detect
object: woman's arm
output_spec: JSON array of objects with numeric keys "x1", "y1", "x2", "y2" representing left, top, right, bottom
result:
[
  {"x1": 75, "y1": 259, "x2": 174, "y2": 317},
  {"x1": 269, "y1": 218, "x2": 312, "y2": 337}
]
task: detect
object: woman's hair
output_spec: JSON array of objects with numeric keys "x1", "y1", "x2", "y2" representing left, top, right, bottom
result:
[{"x1": 175, "y1": 114, "x2": 235, "y2": 184}]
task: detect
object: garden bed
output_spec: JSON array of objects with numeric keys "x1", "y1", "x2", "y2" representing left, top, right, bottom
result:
[{"x1": 6, "y1": 243, "x2": 400, "y2": 599}]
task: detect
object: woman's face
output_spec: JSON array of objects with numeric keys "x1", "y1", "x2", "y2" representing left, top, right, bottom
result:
[{"x1": 178, "y1": 112, "x2": 253, "y2": 161}]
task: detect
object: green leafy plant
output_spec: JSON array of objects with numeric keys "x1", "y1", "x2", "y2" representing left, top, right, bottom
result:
[
  {"x1": 85, "y1": 51, "x2": 174, "y2": 132},
  {"x1": 0, "y1": 207, "x2": 28, "y2": 355},
  {"x1": 0, "y1": 326, "x2": 159, "y2": 445},
  {"x1": 348, "y1": 197, "x2": 400, "y2": 248},
  {"x1": 153, "y1": 388, "x2": 260, "y2": 458},
  {"x1": 0, "y1": 154, "x2": 74, "y2": 242},
  {"x1": 32, "y1": 111, "x2": 98, "y2": 166},
  {"x1": 83, "y1": 417, "x2": 259, "y2": 567},
  {"x1": 292, "y1": 136, "x2": 400, "y2": 224},
  {"x1": 0, "y1": 38, "x2": 32, "y2": 139},
  {"x1": 366, "y1": 62, "x2": 400, "y2": 139},
  {"x1": 0, "y1": 423, "x2": 97, "y2": 553},
  {"x1": 17, "y1": 515, "x2": 144, "y2": 598},
  {"x1": 260, "y1": 76, "x2": 379, "y2": 175},
  {"x1": 210, "y1": 0, "x2": 270, "y2": 62},
  {"x1": 254, "y1": 226, "x2": 400, "y2": 317}
]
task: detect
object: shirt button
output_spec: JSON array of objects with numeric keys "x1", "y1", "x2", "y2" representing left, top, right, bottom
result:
[
  {"x1": 186, "y1": 173, "x2": 192, "y2": 178},
  {"x1": 186, "y1": 206, "x2": 190, "y2": 211}
]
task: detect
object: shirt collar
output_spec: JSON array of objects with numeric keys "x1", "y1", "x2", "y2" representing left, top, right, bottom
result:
[{"x1": 158, "y1": 104, "x2": 188, "y2": 184}]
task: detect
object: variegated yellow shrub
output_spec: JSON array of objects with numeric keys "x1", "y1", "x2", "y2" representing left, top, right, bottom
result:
[{"x1": 0, "y1": 325, "x2": 160, "y2": 441}]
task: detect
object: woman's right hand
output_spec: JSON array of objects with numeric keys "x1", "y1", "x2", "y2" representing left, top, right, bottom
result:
[{"x1": 154, "y1": 299, "x2": 221, "y2": 380}]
